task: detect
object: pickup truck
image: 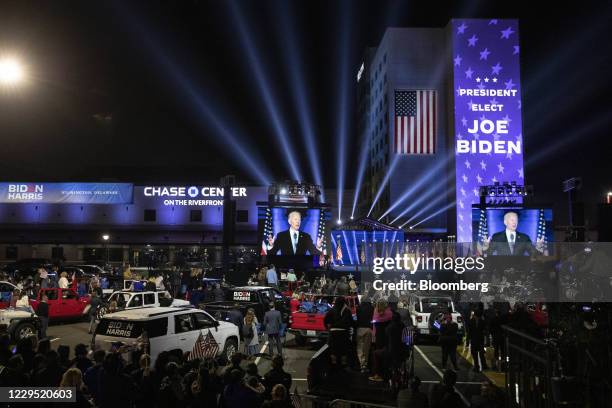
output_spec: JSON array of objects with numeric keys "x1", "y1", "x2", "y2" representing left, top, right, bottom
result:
[
  {"x1": 199, "y1": 286, "x2": 290, "y2": 325},
  {"x1": 97, "y1": 290, "x2": 191, "y2": 319},
  {"x1": 29, "y1": 286, "x2": 92, "y2": 320},
  {"x1": 289, "y1": 294, "x2": 359, "y2": 346}
]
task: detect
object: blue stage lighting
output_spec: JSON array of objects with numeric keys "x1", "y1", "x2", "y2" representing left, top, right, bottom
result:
[
  {"x1": 378, "y1": 156, "x2": 451, "y2": 220},
  {"x1": 408, "y1": 201, "x2": 457, "y2": 229},
  {"x1": 367, "y1": 156, "x2": 400, "y2": 217},
  {"x1": 351, "y1": 137, "x2": 370, "y2": 219},
  {"x1": 228, "y1": 1, "x2": 302, "y2": 182},
  {"x1": 275, "y1": 2, "x2": 324, "y2": 194},
  {"x1": 390, "y1": 180, "x2": 453, "y2": 224},
  {"x1": 112, "y1": 4, "x2": 272, "y2": 186},
  {"x1": 335, "y1": 4, "x2": 352, "y2": 223}
]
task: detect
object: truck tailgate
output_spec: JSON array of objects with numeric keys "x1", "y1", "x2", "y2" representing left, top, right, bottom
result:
[{"x1": 291, "y1": 312, "x2": 326, "y2": 331}]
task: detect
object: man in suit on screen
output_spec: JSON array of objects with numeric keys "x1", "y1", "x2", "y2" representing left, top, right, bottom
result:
[
  {"x1": 267, "y1": 211, "x2": 323, "y2": 256},
  {"x1": 482, "y1": 211, "x2": 545, "y2": 256}
]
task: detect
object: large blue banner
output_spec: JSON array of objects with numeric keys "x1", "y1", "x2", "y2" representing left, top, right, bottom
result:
[
  {"x1": 0, "y1": 182, "x2": 133, "y2": 204},
  {"x1": 452, "y1": 19, "x2": 524, "y2": 242}
]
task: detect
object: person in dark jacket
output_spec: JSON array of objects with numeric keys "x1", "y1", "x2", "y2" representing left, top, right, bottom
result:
[
  {"x1": 429, "y1": 369, "x2": 463, "y2": 408},
  {"x1": 221, "y1": 369, "x2": 259, "y2": 408},
  {"x1": 355, "y1": 298, "x2": 374, "y2": 372},
  {"x1": 33, "y1": 351, "x2": 64, "y2": 387},
  {"x1": 467, "y1": 309, "x2": 488, "y2": 372},
  {"x1": 71, "y1": 343, "x2": 93, "y2": 374},
  {"x1": 98, "y1": 353, "x2": 136, "y2": 408},
  {"x1": 263, "y1": 356, "x2": 292, "y2": 400},
  {"x1": 84, "y1": 350, "x2": 106, "y2": 406},
  {"x1": 323, "y1": 296, "x2": 354, "y2": 367},
  {"x1": 262, "y1": 384, "x2": 292, "y2": 408},
  {"x1": 0, "y1": 355, "x2": 29, "y2": 386},
  {"x1": 213, "y1": 284, "x2": 225, "y2": 301},
  {"x1": 88, "y1": 292, "x2": 101, "y2": 334},
  {"x1": 36, "y1": 296, "x2": 49, "y2": 339},
  {"x1": 438, "y1": 311, "x2": 459, "y2": 370}
]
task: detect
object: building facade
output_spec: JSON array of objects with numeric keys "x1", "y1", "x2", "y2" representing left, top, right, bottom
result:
[{"x1": 356, "y1": 26, "x2": 455, "y2": 233}]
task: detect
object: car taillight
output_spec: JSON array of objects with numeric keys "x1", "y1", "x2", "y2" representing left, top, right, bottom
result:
[{"x1": 416, "y1": 316, "x2": 423, "y2": 323}]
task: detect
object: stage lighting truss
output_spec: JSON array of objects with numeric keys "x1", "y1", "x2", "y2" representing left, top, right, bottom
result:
[
  {"x1": 268, "y1": 181, "x2": 323, "y2": 204},
  {"x1": 479, "y1": 181, "x2": 533, "y2": 206}
]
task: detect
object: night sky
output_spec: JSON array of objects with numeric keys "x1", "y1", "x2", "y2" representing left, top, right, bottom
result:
[{"x1": 1, "y1": 0, "x2": 611, "y2": 225}]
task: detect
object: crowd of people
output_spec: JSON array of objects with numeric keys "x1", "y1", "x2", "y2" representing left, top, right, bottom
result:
[{"x1": 0, "y1": 333, "x2": 296, "y2": 408}]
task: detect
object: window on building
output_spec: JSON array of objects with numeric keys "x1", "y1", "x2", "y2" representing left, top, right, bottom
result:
[
  {"x1": 190, "y1": 210, "x2": 202, "y2": 222},
  {"x1": 383, "y1": 53, "x2": 387, "y2": 63},
  {"x1": 236, "y1": 210, "x2": 249, "y2": 223},
  {"x1": 144, "y1": 209, "x2": 156, "y2": 222}
]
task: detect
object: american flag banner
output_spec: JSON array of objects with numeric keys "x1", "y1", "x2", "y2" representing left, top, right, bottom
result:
[
  {"x1": 188, "y1": 330, "x2": 219, "y2": 361},
  {"x1": 394, "y1": 90, "x2": 437, "y2": 154},
  {"x1": 261, "y1": 207, "x2": 273, "y2": 255}
]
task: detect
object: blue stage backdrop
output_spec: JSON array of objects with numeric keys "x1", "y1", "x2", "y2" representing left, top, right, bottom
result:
[
  {"x1": 330, "y1": 230, "x2": 405, "y2": 266},
  {"x1": 0, "y1": 182, "x2": 133, "y2": 204},
  {"x1": 472, "y1": 207, "x2": 553, "y2": 245}
]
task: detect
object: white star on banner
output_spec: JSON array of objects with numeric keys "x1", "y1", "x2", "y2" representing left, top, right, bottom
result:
[
  {"x1": 480, "y1": 160, "x2": 487, "y2": 170},
  {"x1": 518, "y1": 169, "x2": 524, "y2": 179},
  {"x1": 464, "y1": 159, "x2": 471, "y2": 169},
  {"x1": 477, "y1": 174, "x2": 483, "y2": 184}
]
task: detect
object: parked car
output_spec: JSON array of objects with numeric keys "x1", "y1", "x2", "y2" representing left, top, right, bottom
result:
[{"x1": 406, "y1": 294, "x2": 464, "y2": 339}]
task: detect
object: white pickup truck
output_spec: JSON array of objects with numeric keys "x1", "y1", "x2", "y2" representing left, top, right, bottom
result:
[{"x1": 97, "y1": 290, "x2": 190, "y2": 319}]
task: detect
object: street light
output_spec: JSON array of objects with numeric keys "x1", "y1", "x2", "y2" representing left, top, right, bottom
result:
[
  {"x1": 0, "y1": 57, "x2": 24, "y2": 86},
  {"x1": 607, "y1": 191, "x2": 612, "y2": 204},
  {"x1": 101, "y1": 234, "x2": 110, "y2": 265}
]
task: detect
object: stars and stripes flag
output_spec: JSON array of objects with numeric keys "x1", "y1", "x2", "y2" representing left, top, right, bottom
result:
[
  {"x1": 188, "y1": 330, "x2": 219, "y2": 361},
  {"x1": 394, "y1": 90, "x2": 437, "y2": 154},
  {"x1": 261, "y1": 208, "x2": 273, "y2": 255}
]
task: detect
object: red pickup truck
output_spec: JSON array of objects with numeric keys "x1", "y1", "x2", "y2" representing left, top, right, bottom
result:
[
  {"x1": 29, "y1": 286, "x2": 92, "y2": 320},
  {"x1": 289, "y1": 294, "x2": 359, "y2": 346}
]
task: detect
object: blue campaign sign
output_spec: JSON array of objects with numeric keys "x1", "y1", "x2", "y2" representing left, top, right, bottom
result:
[{"x1": 0, "y1": 182, "x2": 133, "y2": 204}]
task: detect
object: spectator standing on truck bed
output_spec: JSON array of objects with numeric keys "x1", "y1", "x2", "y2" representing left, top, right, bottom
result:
[{"x1": 266, "y1": 265, "x2": 278, "y2": 287}]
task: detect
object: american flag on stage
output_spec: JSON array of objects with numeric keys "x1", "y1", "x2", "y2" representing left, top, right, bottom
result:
[
  {"x1": 394, "y1": 90, "x2": 437, "y2": 154},
  {"x1": 188, "y1": 330, "x2": 219, "y2": 361}
]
